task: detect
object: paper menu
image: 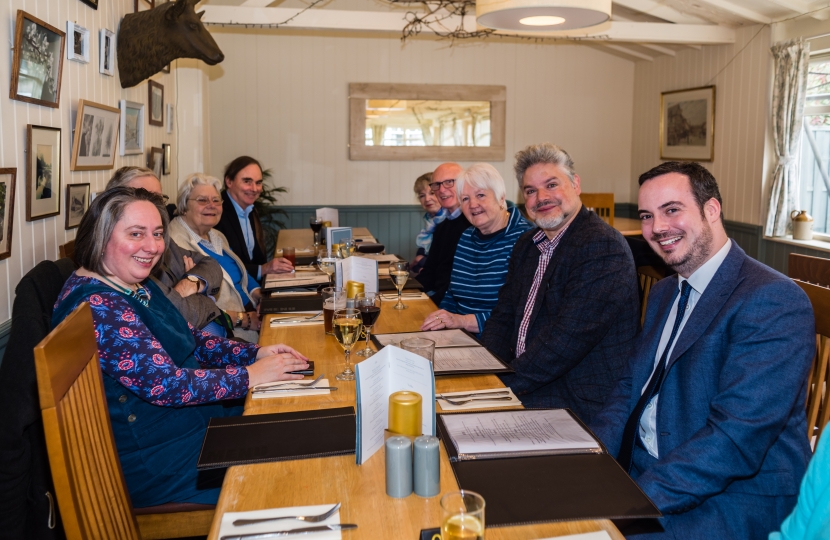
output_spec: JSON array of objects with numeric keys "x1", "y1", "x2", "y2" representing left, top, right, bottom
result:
[
  {"x1": 354, "y1": 346, "x2": 436, "y2": 465},
  {"x1": 373, "y1": 329, "x2": 479, "y2": 348},
  {"x1": 316, "y1": 207, "x2": 339, "y2": 227},
  {"x1": 434, "y1": 347, "x2": 506, "y2": 372},
  {"x1": 335, "y1": 257, "x2": 379, "y2": 293}
]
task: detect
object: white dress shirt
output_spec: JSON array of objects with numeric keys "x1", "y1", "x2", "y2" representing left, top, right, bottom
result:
[{"x1": 639, "y1": 239, "x2": 732, "y2": 458}]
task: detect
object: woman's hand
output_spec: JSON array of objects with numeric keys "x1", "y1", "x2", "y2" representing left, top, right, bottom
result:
[
  {"x1": 246, "y1": 311, "x2": 262, "y2": 331},
  {"x1": 420, "y1": 309, "x2": 479, "y2": 333},
  {"x1": 246, "y1": 347, "x2": 309, "y2": 388},
  {"x1": 182, "y1": 255, "x2": 195, "y2": 272},
  {"x1": 256, "y1": 343, "x2": 309, "y2": 361}
]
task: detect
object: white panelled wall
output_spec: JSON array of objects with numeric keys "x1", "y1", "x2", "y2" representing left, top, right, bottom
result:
[{"x1": 206, "y1": 32, "x2": 635, "y2": 207}]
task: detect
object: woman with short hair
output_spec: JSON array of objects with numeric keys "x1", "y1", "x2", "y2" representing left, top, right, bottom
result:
[{"x1": 411, "y1": 172, "x2": 447, "y2": 273}]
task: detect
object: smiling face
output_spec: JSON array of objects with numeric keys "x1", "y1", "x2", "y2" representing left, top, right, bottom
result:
[
  {"x1": 183, "y1": 183, "x2": 223, "y2": 237},
  {"x1": 417, "y1": 187, "x2": 441, "y2": 216},
  {"x1": 638, "y1": 172, "x2": 725, "y2": 277},
  {"x1": 432, "y1": 163, "x2": 464, "y2": 212},
  {"x1": 101, "y1": 201, "x2": 165, "y2": 286},
  {"x1": 460, "y1": 183, "x2": 506, "y2": 235},
  {"x1": 225, "y1": 163, "x2": 263, "y2": 209},
  {"x1": 521, "y1": 162, "x2": 582, "y2": 238}
]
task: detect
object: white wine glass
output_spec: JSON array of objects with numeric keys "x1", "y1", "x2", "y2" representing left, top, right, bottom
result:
[
  {"x1": 389, "y1": 261, "x2": 410, "y2": 310},
  {"x1": 355, "y1": 292, "x2": 382, "y2": 357},
  {"x1": 317, "y1": 248, "x2": 337, "y2": 285},
  {"x1": 334, "y1": 308, "x2": 363, "y2": 381}
]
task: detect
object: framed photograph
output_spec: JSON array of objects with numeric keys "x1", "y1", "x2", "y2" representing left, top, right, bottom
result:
[
  {"x1": 71, "y1": 100, "x2": 120, "y2": 171},
  {"x1": 134, "y1": 0, "x2": 154, "y2": 12},
  {"x1": 161, "y1": 64, "x2": 171, "y2": 74},
  {"x1": 79, "y1": 0, "x2": 99, "y2": 10},
  {"x1": 99, "y1": 29, "x2": 115, "y2": 76},
  {"x1": 148, "y1": 80, "x2": 164, "y2": 127},
  {"x1": 65, "y1": 183, "x2": 90, "y2": 229},
  {"x1": 0, "y1": 169, "x2": 18, "y2": 261},
  {"x1": 162, "y1": 143, "x2": 171, "y2": 175},
  {"x1": 148, "y1": 147, "x2": 163, "y2": 179},
  {"x1": 660, "y1": 86, "x2": 716, "y2": 162},
  {"x1": 66, "y1": 22, "x2": 90, "y2": 63},
  {"x1": 10, "y1": 11, "x2": 66, "y2": 109},
  {"x1": 26, "y1": 125, "x2": 61, "y2": 222},
  {"x1": 119, "y1": 100, "x2": 145, "y2": 156},
  {"x1": 166, "y1": 104, "x2": 174, "y2": 133}
]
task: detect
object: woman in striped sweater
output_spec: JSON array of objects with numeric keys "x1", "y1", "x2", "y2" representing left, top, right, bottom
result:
[{"x1": 421, "y1": 163, "x2": 533, "y2": 335}]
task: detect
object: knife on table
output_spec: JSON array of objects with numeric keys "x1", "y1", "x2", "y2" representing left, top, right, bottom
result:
[
  {"x1": 252, "y1": 387, "x2": 338, "y2": 394},
  {"x1": 436, "y1": 390, "x2": 510, "y2": 400},
  {"x1": 221, "y1": 523, "x2": 357, "y2": 540}
]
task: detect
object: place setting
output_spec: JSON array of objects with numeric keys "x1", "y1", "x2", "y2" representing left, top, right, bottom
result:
[
  {"x1": 218, "y1": 502, "x2": 355, "y2": 540},
  {"x1": 251, "y1": 374, "x2": 339, "y2": 400}
]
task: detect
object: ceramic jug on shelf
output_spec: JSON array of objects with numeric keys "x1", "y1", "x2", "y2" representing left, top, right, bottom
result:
[{"x1": 791, "y1": 210, "x2": 814, "y2": 241}]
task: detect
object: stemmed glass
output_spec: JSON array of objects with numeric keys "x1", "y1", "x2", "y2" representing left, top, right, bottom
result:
[
  {"x1": 339, "y1": 239, "x2": 356, "y2": 258},
  {"x1": 334, "y1": 308, "x2": 363, "y2": 381},
  {"x1": 309, "y1": 217, "x2": 323, "y2": 248},
  {"x1": 389, "y1": 261, "x2": 410, "y2": 310},
  {"x1": 355, "y1": 292, "x2": 382, "y2": 357},
  {"x1": 317, "y1": 248, "x2": 337, "y2": 285}
]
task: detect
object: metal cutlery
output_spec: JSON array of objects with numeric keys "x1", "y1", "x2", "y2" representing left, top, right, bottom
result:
[
  {"x1": 252, "y1": 386, "x2": 338, "y2": 394},
  {"x1": 441, "y1": 396, "x2": 515, "y2": 406},
  {"x1": 436, "y1": 390, "x2": 510, "y2": 400},
  {"x1": 272, "y1": 312, "x2": 322, "y2": 321},
  {"x1": 255, "y1": 374, "x2": 323, "y2": 392},
  {"x1": 221, "y1": 523, "x2": 357, "y2": 539},
  {"x1": 233, "y1": 503, "x2": 342, "y2": 526}
]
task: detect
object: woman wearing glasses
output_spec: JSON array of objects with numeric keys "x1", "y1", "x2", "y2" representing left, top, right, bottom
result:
[{"x1": 169, "y1": 173, "x2": 262, "y2": 342}]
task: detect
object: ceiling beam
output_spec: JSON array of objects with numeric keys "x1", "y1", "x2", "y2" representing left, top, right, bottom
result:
[
  {"x1": 612, "y1": 0, "x2": 708, "y2": 25},
  {"x1": 691, "y1": 0, "x2": 771, "y2": 24},
  {"x1": 640, "y1": 43, "x2": 676, "y2": 56},
  {"x1": 240, "y1": 0, "x2": 274, "y2": 6},
  {"x1": 534, "y1": 22, "x2": 735, "y2": 44},
  {"x1": 604, "y1": 44, "x2": 654, "y2": 61},
  {"x1": 685, "y1": 44, "x2": 702, "y2": 50},
  {"x1": 767, "y1": 0, "x2": 830, "y2": 21}
]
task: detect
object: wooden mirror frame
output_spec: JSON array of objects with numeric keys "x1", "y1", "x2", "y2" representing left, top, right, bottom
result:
[{"x1": 349, "y1": 83, "x2": 506, "y2": 161}]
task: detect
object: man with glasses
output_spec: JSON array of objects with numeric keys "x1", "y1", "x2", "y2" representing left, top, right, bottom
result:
[{"x1": 416, "y1": 162, "x2": 471, "y2": 305}]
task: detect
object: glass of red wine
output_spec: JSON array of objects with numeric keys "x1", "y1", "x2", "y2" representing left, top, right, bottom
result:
[
  {"x1": 354, "y1": 292, "x2": 382, "y2": 357},
  {"x1": 310, "y1": 216, "x2": 323, "y2": 248}
]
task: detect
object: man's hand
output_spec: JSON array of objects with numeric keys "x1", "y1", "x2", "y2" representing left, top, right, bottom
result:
[
  {"x1": 262, "y1": 257, "x2": 294, "y2": 275},
  {"x1": 173, "y1": 277, "x2": 198, "y2": 298}
]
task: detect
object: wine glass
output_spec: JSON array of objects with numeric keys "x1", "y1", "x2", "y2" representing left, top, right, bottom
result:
[
  {"x1": 309, "y1": 216, "x2": 323, "y2": 247},
  {"x1": 339, "y1": 239, "x2": 356, "y2": 258},
  {"x1": 334, "y1": 308, "x2": 363, "y2": 381},
  {"x1": 388, "y1": 261, "x2": 410, "y2": 310},
  {"x1": 317, "y1": 248, "x2": 337, "y2": 285},
  {"x1": 355, "y1": 292, "x2": 382, "y2": 357}
]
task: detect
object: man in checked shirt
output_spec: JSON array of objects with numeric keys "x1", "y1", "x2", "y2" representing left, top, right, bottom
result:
[{"x1": 481, "y1": 143, "x2": 640, "y2": 423}]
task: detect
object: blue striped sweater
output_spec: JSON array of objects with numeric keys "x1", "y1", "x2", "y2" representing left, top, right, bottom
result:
[{"x1": 440, "y1": 206, "x2": 534, "y2": 333}]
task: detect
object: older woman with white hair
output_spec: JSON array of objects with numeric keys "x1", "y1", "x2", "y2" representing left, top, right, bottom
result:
[
  {"x1": 169, "y1": 173, "x2": 262, "y2": 342},
  {"x1": 421, "y1": 163, "x2": 533, "y2": 335}
]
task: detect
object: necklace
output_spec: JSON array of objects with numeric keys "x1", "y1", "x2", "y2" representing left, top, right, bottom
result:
[{"x1": 96, "y1": 274, "x2": 151, "y2": 307}]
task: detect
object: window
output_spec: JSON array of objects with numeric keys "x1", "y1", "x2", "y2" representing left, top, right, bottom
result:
[{"x1": 799, "y1": 58, "x2": 830, "y2": 240}]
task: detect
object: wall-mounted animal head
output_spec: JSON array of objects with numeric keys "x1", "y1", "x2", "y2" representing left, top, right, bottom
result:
[{"x1": 117, "y1": 0, "x2": 224, "y2": 88}]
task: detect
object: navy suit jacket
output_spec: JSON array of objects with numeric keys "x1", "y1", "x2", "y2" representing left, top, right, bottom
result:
[
  {"x1": 214, "y1": 195, "x2": 267, "y2": 278},
  {"x1": 591, "y1": 242, "x2": 814, "y2": 538}
]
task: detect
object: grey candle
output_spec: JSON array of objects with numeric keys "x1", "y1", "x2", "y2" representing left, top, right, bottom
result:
[
  {"x1": 414, "y1": 435, "x2": 440, "y2": 497},
  {"x1": 385, "y1": 436, "x2": 413, "y2": 498}
]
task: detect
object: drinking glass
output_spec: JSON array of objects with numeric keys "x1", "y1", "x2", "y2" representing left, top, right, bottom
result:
[
  {"x1": 334, "y1": 308, "x2": 363, "y2": 381},
  {"x1": 317, "y1": 248, "x2": 337, "y2": 285},
  {"x1": 282, "y1": 246, "x2": 296, "y2": 267},
  {"x1": 388, "y1": 261, "x2": 410, "y2": 310},
  {"x1": 339, "y1": 239, "x2": 356, "y2": 258},
  {"x1": 401, "y1": 337, "x2": 435, "y2": 363},
  {"x1": 309, "y1": 216, "x2": 323, "y2": 247},
  {"x1": 441, "y1": 490, "x2": 485, "y2": 540},
  {"x1": 355, "y1": 292, "x2": 382, "y2": 357},
  {"x1": 322, "y1": 286, "x2": 346, "y2": 336}
]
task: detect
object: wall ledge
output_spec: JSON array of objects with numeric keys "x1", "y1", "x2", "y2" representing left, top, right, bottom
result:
[{"x1": 764, "y1": 235, "x2": 830, "y2": 254}]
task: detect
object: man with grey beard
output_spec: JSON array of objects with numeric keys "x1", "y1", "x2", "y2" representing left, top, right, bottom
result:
[{"x1": 481, "y1": 143, "x2": 640, "y2": 422}]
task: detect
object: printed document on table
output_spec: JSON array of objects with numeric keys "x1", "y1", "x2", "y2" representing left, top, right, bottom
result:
[
  {"x1": 373, "y1": 329, "x2": 479, "y2": 349},
  {"x1": 433, "y1": 347, "x2": 505, "y2": 373},
  {"x1": 441, "y1": 409, "x2": 600, "y2": 456},
  {"x1": 335, "y1": 257, "x2": 378, "y2": 293}
]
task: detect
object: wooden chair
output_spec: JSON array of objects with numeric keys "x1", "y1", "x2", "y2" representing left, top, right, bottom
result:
[
  {"x1": 789, "y1": 253, "x2": 830, "y2": 288},
  {"x1": 59, "y1": 240, "x2": 75, "y2": 260},
  {"x1": 581, "y1": 193, "x2": 614, "y2": 226},
  {"x1": 637, "y1": 265, "x2": 666, "y2": 327},
  {"x1": 33, "y1": 302, "x2": 215, "y2": 539},
  {"x1": 793, "y1": 279, "x2": 830, "y2": 445}
]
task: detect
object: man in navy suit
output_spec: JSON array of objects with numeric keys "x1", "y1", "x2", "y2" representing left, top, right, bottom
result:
[{"x1": 591, "y1": 161, "x2": 815, "y2": 538}]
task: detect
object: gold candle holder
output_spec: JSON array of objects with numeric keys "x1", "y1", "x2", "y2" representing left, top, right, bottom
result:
[
  {"x1": 345, "y1": 280, "x2": 365, "y2": 299},
  {"x1": 388, "y1": 391, "x2": 422, "y2": 437}
]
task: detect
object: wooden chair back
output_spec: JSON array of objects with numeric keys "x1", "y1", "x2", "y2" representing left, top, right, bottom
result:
[
  {"x1": 637, "y1": 265, "x2": 666, "y2": 327},
  {"x1": 581, "y1": 193, "x2": 614, "y2": 226},
  {"x1": 59, "y1": 240, "x2": 75, "y2": 260},
  {"x1": 794, "y1": 279, "x2": 830, "y2": 445},
  {"x1": 789, "y1": 253, "x2": 830, "y2": 288},
  {"x1": 34, "y1": 302, "x2": 141, "y2": 540}
]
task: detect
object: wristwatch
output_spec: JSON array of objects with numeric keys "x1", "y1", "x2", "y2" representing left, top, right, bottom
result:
[
  {"x1": 186, "y1": 275, "x2": 203, "y2": 293},
  {"x1": 235, "y1": 312, "x2": 244, "y2": 328}
]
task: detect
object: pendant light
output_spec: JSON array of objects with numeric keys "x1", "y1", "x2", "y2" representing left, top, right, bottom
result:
[{"x1": 476, "y1": 0, "x2": 611, "y2": 32}]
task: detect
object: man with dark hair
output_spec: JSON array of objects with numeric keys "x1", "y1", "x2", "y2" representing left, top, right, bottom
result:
[
  {"x1": 481, "y1": 143, "x2": 640, "y2": 422},
  {"x1": 591, "y1": 161, "x2": 815, "y2": 538}
]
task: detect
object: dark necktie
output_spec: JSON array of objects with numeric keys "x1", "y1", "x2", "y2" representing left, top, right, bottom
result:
[{"x1": 617, "y1": 280, "x2": 692, "y2": 472}]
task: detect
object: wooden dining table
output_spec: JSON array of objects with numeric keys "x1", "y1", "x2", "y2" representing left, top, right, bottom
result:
[{"x1": 206, "y1": 294, "x2": 625, "y2": 539}]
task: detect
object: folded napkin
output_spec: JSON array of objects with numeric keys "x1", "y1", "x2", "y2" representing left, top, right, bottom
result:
[
  {"x1": 380, "y1": 292, "x2": 430, "y2": 302},
  {"x1": 269, "y1": 312, "x2": 324, "y2": 327},
  {"x1": 437, "y1": 388, "x2": 521, "y2": 411},
  {"x1": 219, "y1": 504, "x2": 342, "y2": 539},
  {"x1": 536, "y1": 531, "x2": 612, "y2": 540},
  {"x1": 252, "y1": 379, "x2": 333, "y2": 399}
]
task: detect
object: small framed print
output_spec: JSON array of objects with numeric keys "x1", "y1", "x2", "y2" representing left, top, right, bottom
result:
[
  {"x1": 660, "y1": 85, "x2": 716, "y2": 162},
  {"x1": 26, "y1": 125, "x2": 61, "y2": 222},
  {"x1": 161, "y1": 64, "x2": 171, "y2": 74},
  {"x1": 99, "y1": 29, "x2": 115, "y2": 76},
  {"x1": 134, "y1": 0, "x2": 154, "y2": 12},
  {"x1": 148, "y1": 147, "x2": 163, "y2": 179},
  {"x1": 65, "y1": 183, "x2": 90, "y2": 229},
  {"x1": 79, "y1": 0, "x2": 99, "y2": 10},
  {"x1": 148, "y1": 80, "x2": 164, "y2": 127},
  {"x1": 162, "y1": 143, "x2": 171, "y2": 175},
  {"x1": 66, "y1": 22, "x2": 90, "y2": 63},
  {"x1": 119, "y1": 100, "x2": 145, "y2": 156},
  {"x1": 11, "y1": 11, "x2": 66, "y2": 109},
  {"x1": 71, "y1": 100, "x2": 120, "y2": 171},
  {"x1": 0, "y1": 169, "x2": 18, "y2": 261}
]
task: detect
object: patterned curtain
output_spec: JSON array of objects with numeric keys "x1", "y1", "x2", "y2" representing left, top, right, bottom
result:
[{"x1": 765, "y1": 38, "x2": 810, "y2": 237}]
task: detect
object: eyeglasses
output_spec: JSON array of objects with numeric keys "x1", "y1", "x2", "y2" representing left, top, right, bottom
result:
[
  {"x1": 188, "y1": 196, "x2": 222, "y2": 206},
  {"x1": 429, "y1": 179, "x2": 455, "y2": 191}
]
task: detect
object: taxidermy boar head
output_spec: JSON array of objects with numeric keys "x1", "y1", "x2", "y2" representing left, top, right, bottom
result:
[{"x1": 117, "y1": 0, "x2": 224, "y2": 88}]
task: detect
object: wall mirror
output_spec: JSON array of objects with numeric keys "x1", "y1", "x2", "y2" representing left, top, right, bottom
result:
[{"x1": 349, "y1": 83, "x2": 506, "y2": 161}]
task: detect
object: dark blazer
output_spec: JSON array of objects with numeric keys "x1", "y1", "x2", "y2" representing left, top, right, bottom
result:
[
  {"x1": 214, "y1": 195, "x2": 267, "y2": 277},
  {"x1": 482, "y1": 207, "x2": 640, "y2": 422},
  {"x1": 591, "y1": 242, "x2": 814, "y2": 538}
]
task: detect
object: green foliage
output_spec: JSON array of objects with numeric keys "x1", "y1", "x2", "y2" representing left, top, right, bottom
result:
[{"x1": 254, "y1": 168, "x2": 289, "y2": 256}]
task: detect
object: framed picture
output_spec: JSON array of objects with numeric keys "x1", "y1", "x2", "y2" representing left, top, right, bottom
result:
[
  {"x1": 71, "y1": 100, "x2": 120, "y2": 171},
  {"x1": 166, "y1": 104, "x2": 174, "y2": 133},
  {"x1": 10, "y1": 11, "x2": 66, "y2": 109},
  {"x1": 148, "y1": 80, "x2": 164, "y2": 127},
  {"x1": 161, "y1": 64, "x2": 171, "y2": 74},
  {"x1": 65, "y1": 183, "x2": 90, "y2": 229},
  {"x1": 99, "y1": 29, "x2": 115, "y2": 76},
  {"x1": 79, "y1": 0, "x2": 99, "y2": 10},
  {"x1": 66, "y1": 22, "x2": 90, "y2": 63},
  {"x1": 26, "y1": 125, "x2": 61, "y2": 222},
  {"x1": 162, "y1": 143, "x2": 171, "y2": 175},
  {"x1": 134, "y1": 0, "x2": 154, "y2": 12},
  {"x1": 148, "y1": 147, "x2": 163, "y2": 179},
  {"x1": 660, "y1": 86, "x2": 716, "y2": 162},
  {"x1": 119, "y1": 100, "x2": 145, "y2": 156},
  {"x1": 0, "y1": 169, "x2": 18, "y2": 261}
]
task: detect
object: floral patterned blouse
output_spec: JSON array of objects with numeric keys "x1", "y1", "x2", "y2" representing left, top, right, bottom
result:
[{"x1": 56, "y1": 274, "x2": 259, "y2": 407}]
